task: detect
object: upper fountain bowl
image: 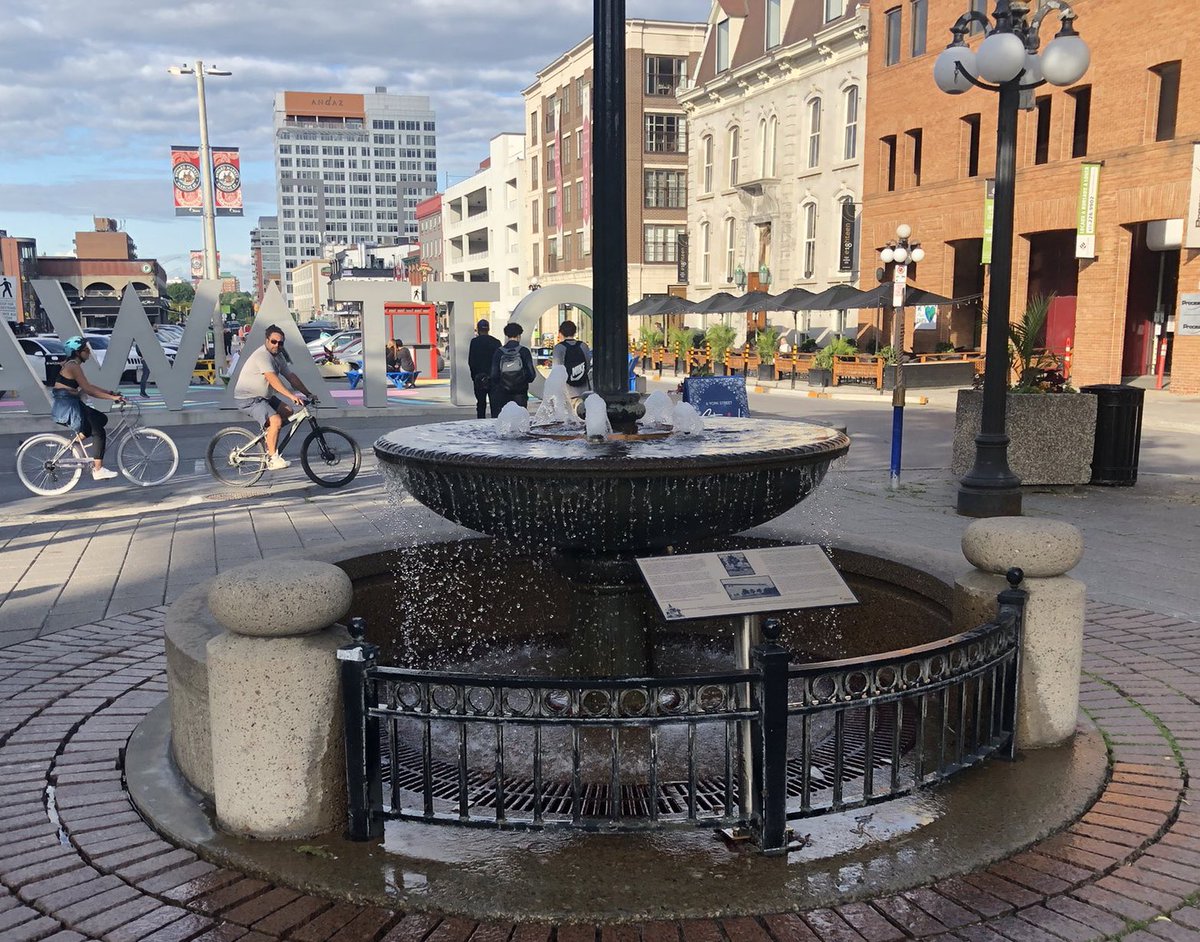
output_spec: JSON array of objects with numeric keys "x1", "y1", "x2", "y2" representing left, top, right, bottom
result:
[{"x1": 375, "y1": 417, "x2": 850, "y2": 556}]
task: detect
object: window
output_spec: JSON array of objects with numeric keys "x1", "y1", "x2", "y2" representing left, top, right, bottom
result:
[
  {"x1": 882, "y1": 135, "x2": 898, "y2": 192},
  {"x1": 645, "y1": 170, "x2": 687, "y2": 208},
  {"x1": 963, "y1": 113, "x2": 981, "y2": 177},
  {"x1": 1153, "y1": 62, "x2": 1181, "y2": 142},
  {"x1": 531, "y1": 160, "x2": 539, "y2": 188},
  {"x1": 807, "y1": 99, "x2": 822, "y2": 168},
  {"x1": 700, "y1": 222, "x2": 711, "y2": 282},
  {"x1": 885, "y1": 7, "x2": 902, "y2": 65},
  {"x1": 968, "y1": 0, "x2": 986, "y2": 35},
  {"x1": 910, "y1": 0, "x2": 927, "y2": 56},
  {"x1": 702, "y1": 135, "x2": 714, "y2": 193},
  {"x1": 764, "y1": 116, "x2": 777, "y2": 176},
  {"x1": 758, "y1": 118, "x2": 768, "y2": 177},
  {"x1": 644, "y1": 225, "x2": 687, "y2": 263},
  {"x1": 1069, "y1": 86, "x2": 1091, "y2": 158},
  {"x1": 547, "y1": 189, "x2": 558, "y2": 227},
  {"x1": 843, "y1": 86, "x2": 859, "y2": 160},
  {"x1": 717, "y1": 19, "x2": 730, "y2": 72},
  {"x1": 546, "y1": 143, "x2": 555, "y2": 181},
  {"x1": 907, "y1": 128, "x2": 923, "y2": 186},
  {"x1": 1034, "y1": 96, "x2": 1051, "y2": 164},
  {"x1": 724, "y1": 218, "x2": 736, "y2": 281},
  {"x1": 802, "y1": 203, "x2": 818, "y2": 279},
  {"x1": 824, "y1": 0, "x2": 843, "y2": 22},
  {"x1": 646, "y1": 56, "x2": 687, "y2": 96},
  {"x1": 728, "y1": 127, "x2": 740, "y2": 185},
  {"x1": 545, "y1": 99, "x2": 556, "y2": 133},
  {"x1": 645, "y1": 114, "x2": 688, "y2": 152},
  {"x1": 766, "y1": 0, "x2": 781, "y2": 49}
]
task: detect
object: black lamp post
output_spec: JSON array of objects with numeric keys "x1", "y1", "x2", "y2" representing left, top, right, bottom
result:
[
  {"x1": 591, "y1": 0, "x2": 645, "y2": 433},
  {"x1": 933, "y1": 0, "x2": 1090, "y2": 517}
]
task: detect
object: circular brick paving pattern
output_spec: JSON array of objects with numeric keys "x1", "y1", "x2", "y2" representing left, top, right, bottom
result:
[{"x1": 1, "y1": 604, "x2": 1198, "y2": 942}]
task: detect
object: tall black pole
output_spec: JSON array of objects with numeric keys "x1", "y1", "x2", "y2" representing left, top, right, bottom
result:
[
  {"x1": 593, "y1": 0, "x2": 644, "y2": 432},
  {"x1": 957, "y1": 71, "x2": 1022, "y2": 517}
]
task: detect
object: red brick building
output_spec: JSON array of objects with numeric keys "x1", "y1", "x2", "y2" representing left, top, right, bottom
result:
[{"x1": 860, "y1": 0, "x2": 1199, "y2": 393}]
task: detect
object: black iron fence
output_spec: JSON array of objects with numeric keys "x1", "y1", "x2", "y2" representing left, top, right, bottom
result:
[{"x1": 341, "y1": 570, "x2": 1026, "y2": 852}]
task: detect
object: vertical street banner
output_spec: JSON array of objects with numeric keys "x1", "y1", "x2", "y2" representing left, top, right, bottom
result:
[
  {"x1": 189, "y1": 251, "x2": 205, "y2": 284},
  {"x1": 677, "y1": 233, "x2": 689, "y2": 284},
  {"x1": 982, "y1": 178, "x2": 996, "y2": 265},
  {"x1": 172, "y1": 147, "x2": 203, "y2": 216},
  {"x1": 553, "y1": 99, "x2": 564, "y2": 258},
  {"x1": 1186, "y1": 143, "x2": 1200, "y2": 249},
  {"x1": 839, "y1": 201, "x2": 857, "y2": 272},
  {"x1": 581, "y1": 84, "x2": 592, "y2": 256},
  {"x1": 212, "y1": 149, "x2": 244, "y2": 217},
  {"x1": 1075, "y1": 162, "x2": 1101, "y2": 259}
]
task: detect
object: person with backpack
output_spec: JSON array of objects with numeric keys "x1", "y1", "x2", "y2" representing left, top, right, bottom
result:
[
  {"x1": 552, "y1": 319, "x2": 592, "y2": 399},
  {"x1": 490, "y1": 322, "x2": 537, "y2": 412},
  {"x1": 467, "y1": 319, "x2": 501, "y2": 418}
]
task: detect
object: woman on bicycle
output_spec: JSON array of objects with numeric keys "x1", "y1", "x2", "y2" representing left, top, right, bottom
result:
[{"x1": 51, "y1": 336, "x2": 125, "y2": 482}]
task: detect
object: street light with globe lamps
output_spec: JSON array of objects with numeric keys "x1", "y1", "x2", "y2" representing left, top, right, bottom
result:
[
  {"x1": 933, "y1": 1, "x2": 1090, "y2": 517},
  {"x1": 879, "y1": 225, "x2": 926, "y2": 491}
]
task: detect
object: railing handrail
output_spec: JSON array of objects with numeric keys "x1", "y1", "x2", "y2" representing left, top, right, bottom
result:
[{"x1": 368, "y1": 664, "x2": 760, "y2": 690}]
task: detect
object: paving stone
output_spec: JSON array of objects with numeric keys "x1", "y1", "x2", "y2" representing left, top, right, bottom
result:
[
  {"x1": 800, "y1": 909, "x2": 867, "y2": 942},
  {"x1": 1011, "y1": 905, "x2": 1100, "y2": 942},
  {"x1": 833, "y1": 904, "x2": 906, "y2": 942},
  {"x1": 249, "y1": 897, "x2": 333, "y2": 937},
  {"x1": 104, "y1": 905, "x2": 194, "y2": 942},
  {"x1": 721, "y1": 918, "x2": 772, "y2": 942}
]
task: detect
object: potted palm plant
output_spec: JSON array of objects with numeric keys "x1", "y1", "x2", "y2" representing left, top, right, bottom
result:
[
  {"x1": 637, "y1": 324, "x2": 663, "y2": 369},
  {"x1": 754, "y1": 327, "x2": 781, "y2": 381},
  {"x1": 705, "y1": 323, "x2": 736, "y2": 376},
  {"x1": 809, "y1": 337, "x2": 856, "y2": 387},
  {"x1": 667, "y1": 326, "x2": 693, "y2": 375}
]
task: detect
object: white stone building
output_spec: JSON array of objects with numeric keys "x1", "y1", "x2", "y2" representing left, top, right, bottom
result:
[{"x1": 680, "y1": 0, "x2": 869, "y2": 344}]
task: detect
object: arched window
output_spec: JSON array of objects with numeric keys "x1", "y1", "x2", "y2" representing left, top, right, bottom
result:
[
  {"x1": 802, "y1": 202, "x2": 818, "y2": 279},
  {"x1": 759, "y1": 117, "x2": 768, "y2": 177},
  {"x1": 843, "y1": 86, "x2": 859, "y2": 160},
  {"x1": 700, "y1": 222, "x2": 711, "y2": 283},
  {"x1": 702, "y1": 135, "x2": 714, "y2": 193},
  {"x1": 807, "y1": 99, "x2": 822, "y2": 168},
  {"x1": 728, "y1": 127, "x2": 740, "y2": 186},
  {"x1": 767, "y1": 115, "x2": 778, "y2": 176},
  {"x1": 724, "y1": 218, "x2": 737, "y2": 282}
]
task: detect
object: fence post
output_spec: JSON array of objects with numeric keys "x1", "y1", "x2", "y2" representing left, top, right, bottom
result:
[
  {"x1": 751, "y1": 618, "x2": 789, "y2": 853},
  {"x1": 995, "y1": 568, "x2": 1028, "y2": 760},
  {"x1": 339, "y1": 616, "x2": 383, "y2": 841}
]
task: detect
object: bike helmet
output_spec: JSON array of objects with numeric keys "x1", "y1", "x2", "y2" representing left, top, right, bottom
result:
[{"x1": 64, "y1": 336, "x2": 88, "y2": 355}]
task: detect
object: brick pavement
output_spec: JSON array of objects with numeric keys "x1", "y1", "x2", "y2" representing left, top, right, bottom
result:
[{"x1": 0, "y1": 601, "x2": 1198, "y2": 942}]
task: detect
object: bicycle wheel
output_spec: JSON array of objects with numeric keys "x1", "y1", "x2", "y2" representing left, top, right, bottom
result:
[
  {"x1": 117, "y1": 428, "x2": 179, "y2": 487},
  {"x1": 206, "y1": 427, "x2": 267, "y2": 487},
  {"x1": 300, "y1": 426, "x2": 361, "y2": 488},
  {"x1": 16, "y1": 433, "x2": 85, "y2": 496}
]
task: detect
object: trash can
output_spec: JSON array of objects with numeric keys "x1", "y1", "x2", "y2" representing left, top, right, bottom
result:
[{"x1": 1082, "y1": 384, "x2": 1144, "y2": 486}]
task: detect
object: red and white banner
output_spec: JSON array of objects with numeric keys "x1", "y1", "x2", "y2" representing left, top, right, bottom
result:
[
  {"x1": 581, "y1": 84, "x2": 591, "y2": 255},
  {"x1": 211, "y1": 149, "x2": 244, "y2": 217},
  {"x1": 172, "y1": 147, "x2": 203, "y2": 216},
  {"x1": 172, "y1": 146, "x2": 243, "y2": 217},
  {"x1": 554, "y1": 99, "x2": 564, "y2": 256}
]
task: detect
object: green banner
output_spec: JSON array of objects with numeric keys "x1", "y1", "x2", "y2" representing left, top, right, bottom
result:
[
  {"x1": 1076, "y1": 162, "x2": 1101, "y2": 258},
  {"x1": 982, "y1": 178, "x2": 996, "y2": 265}
]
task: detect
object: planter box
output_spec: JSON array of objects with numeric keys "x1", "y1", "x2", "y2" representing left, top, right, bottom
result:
[
  {"x1": 951, "y1": 389, "x2": 1098, "y2": 486},
  {"x1": 808, "y1": 368, "x2": 832, "y2": 388},
  {"x1": 711, "y1": 361, "x2": 728, "y2": 376},
  {"x1": 757, "y1": 364, "x2": 776, "y2": 382},
  {"x1": 884, "y1": 361, "x2": 979, "y2": 390}
]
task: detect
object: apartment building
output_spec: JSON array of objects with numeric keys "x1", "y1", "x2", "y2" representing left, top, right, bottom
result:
[
  {"x1": 250, "y1": 215, "x2": 282, "y2": 305},
  {"x1": 416, "y1": 195, "x2": 444, "y2": 284}
]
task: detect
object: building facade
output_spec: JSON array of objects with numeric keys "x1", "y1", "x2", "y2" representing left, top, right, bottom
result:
[
  {"x1": 860, "y1": 0, "x2": 1198, "y2": 392},
  {"x1": 442, "y1": 133, "x2": 526, "y2": 319},
  {"x1": 250, "y1": 215, "x2": 282, "y2": 305},
  {"x1": 521, "y1": 19, "x2": 706, "y2": 332},
  {"x1": 681, "y1": 0, "x2": 869, "y2": 343},
  {"x1": 0, "y1": 231, "x2": 40, "y2": 328},
  {"x1": 415, "y1": 195, "x2": 444, "y2": 284},
  {"x1": 273, "y1": 88, "x2": 437, "y2": 305}
]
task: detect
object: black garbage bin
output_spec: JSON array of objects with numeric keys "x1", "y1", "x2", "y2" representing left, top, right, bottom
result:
[{"x1": 1082, "y1": 384, "x2": 1144, "y2": 486}]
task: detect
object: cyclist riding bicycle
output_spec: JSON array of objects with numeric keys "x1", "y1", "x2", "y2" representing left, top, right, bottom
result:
[
  {"x1": 52, "y1": 336, "x2": 126, "y2": 482},
  {"x1": 232, "y1": 325, "x2": 316, "y2": 471}
]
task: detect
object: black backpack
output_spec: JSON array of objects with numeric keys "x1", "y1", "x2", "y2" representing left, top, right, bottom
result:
[
  {"x1": 498, "y1": 345, "x2": 526, "y2": 391},
  {"x1": 562, "y1": 340, "x2": 589, "y2": 388}
]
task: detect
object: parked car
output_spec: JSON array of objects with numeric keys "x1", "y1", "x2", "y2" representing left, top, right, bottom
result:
[
  {"x1": 309, "y1": 329, "x2": 362, "y2": 359},
  {"x1": 18, "y1": 336, "x2": 69, "y2": 385},
  {"x1": 299, "y1": 322, "x2": 340, "y2": 346},
  {"x1": 84, "y1": 334, "x2": 143, "y2": 382}
]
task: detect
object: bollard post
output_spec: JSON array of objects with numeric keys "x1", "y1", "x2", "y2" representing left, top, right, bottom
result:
[
  {"x1": 751, "y1": 617, "x2": 789, "y2": 853},
  {"x1": 339, "y1": 616, "x2": 383, "y2": 841},
  {"x1": 995, "y1": 568, "x2": 1028, "y2": 760}
]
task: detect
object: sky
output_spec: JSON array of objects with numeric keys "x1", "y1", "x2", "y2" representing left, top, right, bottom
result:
[{"x1": 0, "y1": 0, "x2": 704, "y2": 288}]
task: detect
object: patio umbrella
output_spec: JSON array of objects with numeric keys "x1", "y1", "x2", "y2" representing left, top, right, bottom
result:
[
  {"x1": 730, "y1": 290, "x2": 778, "y2": 313},
  {"x1": 628, "y1": 295, "x2": 670, "y2": 317},
  {"x1": 767, "y1": 286, "x2": 818, "y2": 311},
  {"x1": 798, "y1": 283, "x2": 870, "y2": 311},
  {"x1": 835, "y1": 283, "x2": 955, "y2": 309},
  {"x1": 688, "y1": 291, "x2": 742, "y2": 314}
]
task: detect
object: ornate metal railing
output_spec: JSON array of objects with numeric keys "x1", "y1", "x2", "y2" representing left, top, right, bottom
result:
[{"x1": 340, "y1": 570, "x2": 1027, "y2": 851}]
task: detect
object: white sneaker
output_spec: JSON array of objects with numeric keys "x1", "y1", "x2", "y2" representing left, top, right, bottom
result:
[
  {"x1": 92, "y1": 467, "x2": 118, "y2": 481},
  {"x1": 266, "y1": 454, "x2": 290, "y2": 471}
]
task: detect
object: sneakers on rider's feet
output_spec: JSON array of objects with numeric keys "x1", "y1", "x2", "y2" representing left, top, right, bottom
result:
[
  {"x1": 92, "y1": 467, "x2": 118, "y2": 481},
  {"x1": 266, "y1": 454, "x2": 290, "y2": 471}
]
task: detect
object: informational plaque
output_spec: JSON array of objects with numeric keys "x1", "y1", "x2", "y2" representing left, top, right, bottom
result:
[
  {"x1": 637, "y1": 545, "x2": 857, "y2": 621},
  {"x1": 682, "y1": 376, "x2": 749, "y2": 417},
  {"x1": 1179, "y1": 293, "x2": 1200, "y2": 337}
]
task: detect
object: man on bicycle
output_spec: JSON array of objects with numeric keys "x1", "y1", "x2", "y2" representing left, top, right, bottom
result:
[{"x1": 233, "y1": 325, "x2": 315, "y2": 470}]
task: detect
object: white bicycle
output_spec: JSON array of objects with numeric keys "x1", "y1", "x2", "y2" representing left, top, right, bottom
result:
[{"x1": 16, "y1": 400, "x2": 179, "y2": 497}]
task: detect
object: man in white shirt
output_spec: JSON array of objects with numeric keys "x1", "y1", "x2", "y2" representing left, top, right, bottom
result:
[{"x1": 232, "y1": 325, "x2": 314, "y2": 470}]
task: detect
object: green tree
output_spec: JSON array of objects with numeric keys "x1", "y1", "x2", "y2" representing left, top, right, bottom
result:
[{"x1": 166, "y1": 282, "x2": 195, "y2": 305}]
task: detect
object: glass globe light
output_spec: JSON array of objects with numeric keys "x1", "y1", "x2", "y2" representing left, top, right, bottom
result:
[
  {"x1": 880, "y1": 247, "x2": 896, "y2": 264},
  {"x1": 1041, "y1": 33, "x2": 1090, "y2": 86},
  {"x1": 910, "y1": 246, "x2": 926, "y2": 263},
  {"x1": 892, "y1": 246, "x2": 909, "y2": 264},
  {"x1": 933, "y1": 45, "x2": 976, "y2": 95},
  {"x1": 976, "y1": 31, "x2": 1027, "y2": 83},
  {"x1": 896, "y1": 224, "x2": 912, "y2": 240},
  {"x1": 1021, "y1": 51, "x2": 1044, "y2": 85}
]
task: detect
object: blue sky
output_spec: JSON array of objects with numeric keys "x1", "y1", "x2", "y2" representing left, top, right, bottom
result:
[{"x1": 0, "y1": 0, "x2": 703, "y2": 287}]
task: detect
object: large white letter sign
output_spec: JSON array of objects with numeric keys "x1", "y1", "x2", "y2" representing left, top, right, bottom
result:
[
  {"x1": 427, "y1": 281, "x2": 502, "y2": 408},
  {"x1": 507, "y1": 284, "x2": 593, "y2": 403},
  {"x1": 0, "y1": 318, "x2": 53, "y2": 414},
  {"x1": 220, "y1": 284, "x2": 326, "y2": 409}
]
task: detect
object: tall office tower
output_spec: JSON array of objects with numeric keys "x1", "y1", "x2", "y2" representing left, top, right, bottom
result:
[
  {"x1": 273, "y1": 87, "x2": 437, "y2": 304},
  {"x1": 250, "y1": 215, "x2": 281, "y2": 304}
]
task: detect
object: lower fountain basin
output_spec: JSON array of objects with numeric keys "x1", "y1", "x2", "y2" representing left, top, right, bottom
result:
[{"x1": 374, "y1": 417, "x2": 850, "y2": 555}]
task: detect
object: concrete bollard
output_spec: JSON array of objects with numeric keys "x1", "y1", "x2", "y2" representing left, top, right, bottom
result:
[
  {"x1": 206, "y1": 560, "x2": 354, "y2": 839},
  {"x1": 952, "y1": 517, "x2": 1085, "y2": 750}
]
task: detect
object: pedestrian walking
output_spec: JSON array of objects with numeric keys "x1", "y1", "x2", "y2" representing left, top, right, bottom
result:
[
  {"x1": 468, "y1": 319, "x2": 501, "y2": 418},
  {"x1": 551, "y1": 319, "x2": 592, "y2": 400},
  {"x1": 490, "y1": 322, "x2": 536, "y2": 412},
  {"x1": 133, "y1": 340, "x2": 151, "y2": 397}
]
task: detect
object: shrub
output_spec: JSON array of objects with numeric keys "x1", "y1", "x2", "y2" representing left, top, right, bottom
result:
[
  {"x1": 755, "y1": 326, "x2": 781, "y2": 364},
  {"x1": 667, "y1": 326, "x2": 693, "y2": 363},
  {"x1": 813, "y1": 337, "x2": 857, "y2": 370},
  {"x1": 705, "y1": 322, "x2": 737, "y2": 362}
]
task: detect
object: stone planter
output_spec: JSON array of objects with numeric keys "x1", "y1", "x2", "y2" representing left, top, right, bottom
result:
[
  {"x1": 951, "y1": 389, "x2": 1098, "y2": 486},
  {"x1": 884, "y1": 361, "x2": 978, "y2": 390},
  {"x1": 808, "y1": 367, "x2": 832, "y2": 388}
]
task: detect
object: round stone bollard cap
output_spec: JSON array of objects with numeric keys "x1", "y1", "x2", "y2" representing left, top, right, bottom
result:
[
  {"x1": 207, "y1": 560, "x2": 353, "y2": 637},
  {"x1": 962, "y1": 517, "x2": 1083, "y2": 578}
]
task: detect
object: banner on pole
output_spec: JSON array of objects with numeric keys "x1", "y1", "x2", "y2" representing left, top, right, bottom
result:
[
  {"x1": 172, "y1": 146, "x2": 243, "y2": 217},
  {"x1": 982, "y1": 178, "x2": 996, "y2": 265},
  {"x1": 1075, "y1": 162, "x2": 1101, "y2": 258},
  {"x1": 839, "y1": 201, "x2": 857, "y2": 272},
  {"x1": 553, "y1": 100, "x2": 564, "y2": 257},
  {"x1": 172, "y1": 147, "x2": 203, "y2": 216},
  {"x1": 212, "y1": 149, "x2": 244, "y2": 217}
]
